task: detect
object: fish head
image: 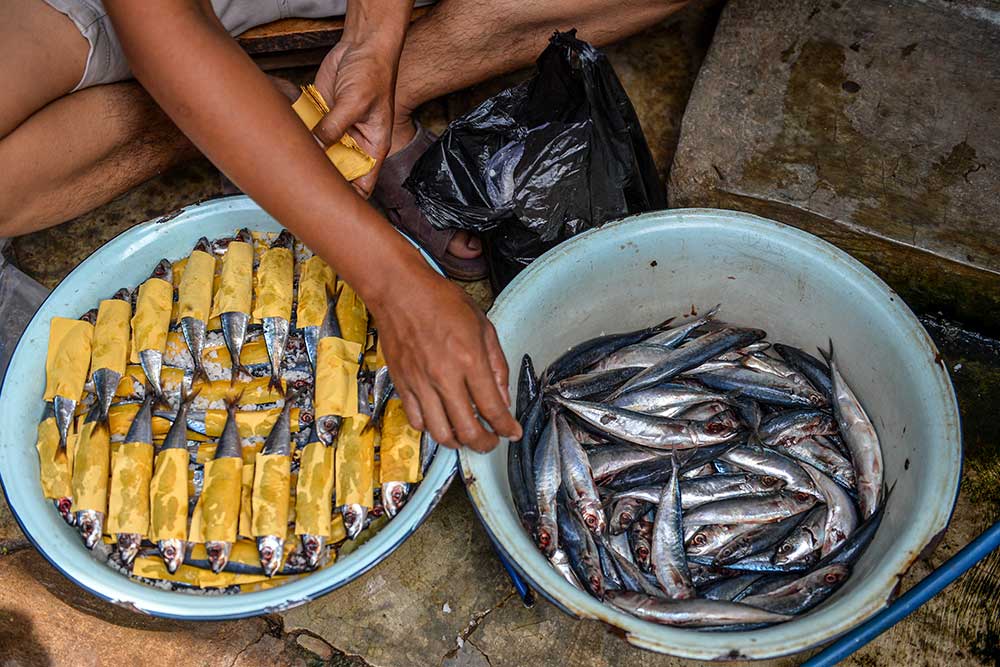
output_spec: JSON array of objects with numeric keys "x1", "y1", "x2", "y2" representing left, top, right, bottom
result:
[
  {"x1": 535, "y1": 517, "x2": 558, "y2": 556},
  {"x1": 819, "y1": 564, "x2": 850, "y2": 587},
  {"x1": 343, "y1": 504, "x2": 367, "y2": 539},
  {"x1": 111, "y1": 287, "x2": 132, "y2": 302},
  {"x1": 76, "y1": 511, "x2": 104, "y2": 549},
  {"x1": 316, "y1": 415, "x2": 340, "y2": 446},
  {"x1": 193, "y1": 236, "x2": 212, "y2": 254},
  {"x1": 158, "y1": 539, "x2": 186, "y2": 574},
  {"x1": 582, "y1": 555, "x2": 606, "y2": 599},
  {"x1": 382, "y1": 482, "x2": 410, "y2": 518},
  {"x1": 55, "y1": 498, "x2": 75, "y2": 525},
  {"x1": 301, "y1": 534, "x2": 326, "y2": 569},
  {"x1": 759, "y1": 475, "x2": 786, "y2": 491},
  {"x1": 205, "y1": 541, "x2": 232, "y2": 574},
  {"x1": 151, "y1": 258, "x2": 173, "y2": 283},
  {"x1": 80, "y1": 307, "x2": 98, "y2": 324},
  {"x1": 257, "y1": 535, "x2": 285, "y2": 577},
  {"x1": 578, "y1": 501, "x2": 607, "y2": 534},
  {"x1": 631, "y1": 536, "x2": 652, "y2": 569},
  {"x1": 117, "y1": 534, "x2": 142, "y2": 566},
  {"x1": 235, "y1": 228, "x2": 253, "y2": 244},
  {"x1": 271, "y1": 230, "x2": 294, "y2": 249}
]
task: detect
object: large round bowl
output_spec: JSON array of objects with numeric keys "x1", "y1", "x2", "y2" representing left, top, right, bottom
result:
[
  {"x1": 461, "y1": 208, "x2": 962, "y2": 660},
  {"x1": 0, "y1": 196, "x2": 456, "y2": 619}
]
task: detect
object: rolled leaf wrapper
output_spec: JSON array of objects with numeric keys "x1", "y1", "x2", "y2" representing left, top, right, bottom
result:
[
  {"x1": 238, "y1": 443, "x2": 262, "y2": 539},
  {"x1": 194, "y1": 377, "x2": 284, "y2": 406},
  {"x1": 91, "y1": 300, "x2": 131, "y2": 376},
  {"x1": 115, "y1": 365, "x2": 187, "y2": 399},
  {"x1": 202, "y1": 338, "x2": 270, "y2": 370},
  {"x1": 210, "y1": 240, "x2": 254, "y2": 318},
  {"x1": 107, "y1": 441, "x2": 154, "y2": 535},
  {"x1": 314, "y1": 337, "x2": 362, "y2": 418},
  {"x1": 189, "y1": 457, "x2": 242, "y2": 543},
  {"x1": 251, "y1": 453, "x2": 292, "y2": 538},
  {"x1": 71, "y1": 420, "x2": 111, "y2": 513},
  {"x1": 294, "y1": 442, "x2": 335, "y2": 537},
  {"x1": 177, "y1": 249, "x2": 216, "y2": 322},
  {"x1": 292, "y1": 85, "x2": 377, "y2": 181},
  {"x1": 295, "y1": 256, "x2": 336, "y2": 328},
  {"x1": 133, "y1": 556, "x2": 286, "y2": 587},
  {"x1": 335, "y1": 283, "x2": 368, "y2": 347},
  {"x1": 379, "y1": 399, "x2": 423, "y2": 484},
  {"x1": 336, "y1": 415, "x2": 375, "y2": 508},
  {"x1": 329, "y1": 513, "x2": 347, "y2": 544},
  {"x1": 129, "y1": 277, "x2": 173, "y2": 363},
  {"x1": 43, "y1": 317, "x2": 94, "y2": 401},
  {"x1": 107, "y1": 403, "x2": 172, "y2": 441},
  {"x1": 148, "y1": 448, "x2": 190, "y2": 542},
  {"x1": 252, "y1": 246, "x2": 294, "y2": 321},
  {"x1": 36, "y1": 417, "x2": 72, "y2": 499}
]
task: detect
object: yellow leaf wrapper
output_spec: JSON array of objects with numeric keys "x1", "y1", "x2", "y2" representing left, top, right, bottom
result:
[
  {"x1": 336, "y1": 415, "x2": 375, "y2": 508},
  {"x1": 202, "y1": 338, "x2": 270, "y2": 369},
  {"x1": 314, "y1": 337, "x2": 362, "y2": 418},
  {"x1": 329, "y1": 513, "x2": 347, "y2": 544},
  {"x1": 251, "y1": 453, "x2": 292, "y2": 538},
  {"x1": 107, "y1": 441, "x2": 154, "y2": 535},
  {"x1": 107, "y1": 403, "x2": 172, "y2": 441},
  {"x1": 210, "y1": 240, "x2": 253, "y2": 318},
  {"x1": 176, "y1": 249, "x2": 216, "y2": 322},
  {"x1": 252, "y1": 247, "x2": 294, "y2": 321},
  {"x1": 71, "y1": 421, "x2": 111, "y2": 513},
  {"x1": 133, "y1": 555, "x2": 287, "y2": 587},
  {"x1": 375, "y1": 340, "x2": 386, "y2": 368},
  {"x1": 379, "y1": 399, "x2": 423, "y2": 484},
  {"x1": 294, "y1": 442, "x2": 334, "y2": 537},
  {"x1": 43, "y1": 317, "x2": 94, "y2": 401},
  {"x1": 36, "y1": 417, "x2": 72, "y2": 499},
  {"x1": 335, "y1": 282, "x2": 368, "y2": 347},
  {"x1": 148, "y1": 448, "x2": 189, "y2": 542},
  {"x1": 193, "y1": 377, "x2": 284, "y2": 406},
  {"x1": 189, "y1": 457, "x2": 242, "y2": 543},
  {"x1": 90, "y1": 300, "x2": 131, "y2": 376},
  {"x1": 129, "y1": 277, "x2": 173, "y2": 363},
  {"x1": 295, "y1": 256, "x2": 336, "y2": 328},
  {"x1": 292, "y1": 85, "x2": 377, "y2": 181},
  {"x1": 238, "y1": 443, "x2": 261, "y2": 539},
  {"x1": 116, "y1": 365, "x2": 186, "y2": 399}
]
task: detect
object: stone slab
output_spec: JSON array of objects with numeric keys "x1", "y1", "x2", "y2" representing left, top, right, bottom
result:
[{"x1": 669, "y1": 0, "x2": 1000, "y2": 333}]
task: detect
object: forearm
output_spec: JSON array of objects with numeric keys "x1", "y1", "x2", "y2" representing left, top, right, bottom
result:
[{"x1": 103, "y1": 1, "x2": 431, "y2": 313}]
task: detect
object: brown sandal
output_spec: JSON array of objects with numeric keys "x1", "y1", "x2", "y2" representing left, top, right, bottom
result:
[{"x1": 373, "y1": 124, "x2": 488, "y2": 281}]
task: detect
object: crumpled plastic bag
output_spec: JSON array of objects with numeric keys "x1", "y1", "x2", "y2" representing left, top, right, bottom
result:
[
  {"x1": 404, "y1": 30, "x2": 666, "y2": 290},
  {"x1": 0, "y1": 242, "x2": 49, "y2": 377}
]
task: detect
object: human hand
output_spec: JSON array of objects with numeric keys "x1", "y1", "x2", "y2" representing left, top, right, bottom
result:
[
  {"x1": 372, "y1": 269, "x2": 522, "y2": 452},
  {"x1": 312, "y1": 37, "x2": 398, "y2": 198}
]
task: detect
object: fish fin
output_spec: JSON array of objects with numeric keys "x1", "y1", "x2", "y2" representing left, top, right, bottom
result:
[
  {"x1": 817, "y1": 339, "x2": 835, "y2": 365},
  {"x1": 705, "y1": 303, "x2": 722, "y2": 318},
  {"x1": 180, "y1": 381, "x2": 202, "y2": 408},
  {"x1": 653, "y1": 316, "x2": 676, "y2": 332},
  {"x1": 267, "y1": 373, "x2": 286, "y2": 396}
]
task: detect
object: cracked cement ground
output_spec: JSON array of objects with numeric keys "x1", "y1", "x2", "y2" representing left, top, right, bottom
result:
[{"x1": 3, "y1": 3, "x2": 1000, "y2": 666}]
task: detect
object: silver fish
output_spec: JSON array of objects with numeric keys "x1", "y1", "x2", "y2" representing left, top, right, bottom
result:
[
  {"x1": 712, "y1": 515, "x2": 801, "y2": 566},
  {"x1": 803, "y1": 463, "x2": 858, "y2": 556},
  {"x1": 205, "y1": 395, "x2": 241, "y2": 574},
  {"x1": 719, "y1": 444, "x2": 821, "y2": 499},
  {"x1": 532, "y1": 414, "x2": 561, "y2": 556},
  {"x1": 262, "y1": 316, "x2": 289, "y2": 393},
  {"x1": 301, "y1": 532, "x2": 326, "y2": 570},
  {"x1": 370, "y1": 366, "x2": 393, "y2": 427},
  {"x1": 154, "y1": 385, "x2": 199, "y2": 573},
  {"x1": 591, "y1": 444, "x2": 669, "y2": 482},
  {"x1": 610, "y1": 496, "x2": 647, "y2": 535},
  {"x1": 609, "y1": 383, "x2": 734, "y2": 417},
  {"x1": 605, "y1": 591, "x2": 793, "y2": 627},
  {"x1": 556, "y1": 415, "x2": 604, "y2": 534},
  {"x1": 116, "y1": 391, "x2": 155, "y2": 566},
  {"x1": 651, "y1": 455, "x2": 695, "y2": 598},
  {"x1": 550, "y1": 548, "x2": 583, "y2": 589},
  {"x1": 179, "y1": 237, "x2": 212, "y2": 383},
  {"x1": 615, "y1": 474, "x2": 785, "y2": 510},
  {"x1": 740, "y1": 564, "x2": 849, "y2": 615},
  {"x1": 342, "y1": 504, "x2": 368, "y2": 540},
  {"x1": 774, "y1": 435, "x2": 856, "y2": 489},
  {"x1": 91, "y1": 288, "x2": 132, "y2": 422},
  {"x1": 822, "y1": 342, "x2": 883, "y2": 518},
  {"x1": 382, "y1": 481, "x2": 410, "y2": 518},
  {"x1": 74, "y1": 403, "x2": 106, "y2": 546},
  {"x1": 255, "y1": 391, "x2": 297, "y2": 576},
  {"x1": 137, "y1": 259, "x2": 173, "y2": 399},
  {"x1": 682, "y1": 491, "x2": 816, "y2": 528},
  {"x1": 304, "y1": 283, "x2": 341, "y2": 372},
  {"x1": 553, "y1": 396, "x2": 741, "y2": 451},
  {"x1": 773, "y1": 505, "x2": 826, "y2": 567},
  {"x1": 53, "y1": 395, "x2": 76, "y2": 455},
  {"x1": 685, "y1": 522, "x2": 760, "y2": 559},
  {"x1": 690, "y1": 366, "x2": 828, "y2": 408}
]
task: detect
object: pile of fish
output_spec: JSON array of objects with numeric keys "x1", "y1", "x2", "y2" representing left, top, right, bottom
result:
[
  {"x1": 36, "y1": 229, "x2": 433, "y2": 591},
  {"x1": 508, "y1": 308, "x2": 887, "y2": 628}
]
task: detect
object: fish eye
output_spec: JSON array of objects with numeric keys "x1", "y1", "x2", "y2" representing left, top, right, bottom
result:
[
  {"x1": 538, "y1": 531, "x2": 551, "y2": 548},
  {"x1": 301, "y1": 412, "x2": 313, "y2": 423},
  {"x1": 795, "y1": 492, "x2": 811, "y2": 502},
  {"x1": 323, "y1": 417, "x2": 336, "y2": 429},
  {"x1": 620, "y1": 512, "x2": 632, "y2": 524},
  {"x1": 590, "y1": 576, "x2": 602, "y2": 589},
  {"x1": 693, "y1": 534, "x2": 707, "y2": 546},
  {"x1": 824, "y1": 572, "x2": 841, "y2": 584},
  {"x1": 637, "y1": 546, "x2": 649, "y2": 558},
  {"x1": 762, "y1": 476, "x2": 778, "y2": 486},
  {"x1": 778, "y1": 543, "x2": 792, "y2": 553}
]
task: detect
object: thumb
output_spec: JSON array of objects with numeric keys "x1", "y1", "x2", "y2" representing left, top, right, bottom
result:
[{"x1": 313, "y1": 98, "x2": 365, "y2": 148}]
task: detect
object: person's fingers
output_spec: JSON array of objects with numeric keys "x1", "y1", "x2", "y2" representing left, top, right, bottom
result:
[
  {"x1": 436, "y1": 375, "x2": 497, "y2": 452},
  {"x1": 468, "y1": 342, "x2": 521, "y2": 442},
  {"x1": 394, "y1": 377, "x2": 424, "y2": 431},
  {"x1": 413, "y1": 379, "x2": 460, "y2": 449},
  {"x1": 483, "y1": 322, "x2": 511, "y2": 408},
  {"x1": 313, "y1": 97, "x2": 366, "y2": 148}
]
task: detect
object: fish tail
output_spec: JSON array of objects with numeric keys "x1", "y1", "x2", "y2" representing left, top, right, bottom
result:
[
  {"x1": 267, "y1": 373, "x2": 285, "y2": 396},
  {"x1": 817, "y1": 339, "x2": 835, "y2": 365}
]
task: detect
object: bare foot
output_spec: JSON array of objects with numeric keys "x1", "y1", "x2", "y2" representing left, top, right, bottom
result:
[
  {"x1": 391, "y1": 118, "x2": 483, "y2": 260},
  {"x1": 447, "y1": 231, "x2": 482, "y2": 259}
]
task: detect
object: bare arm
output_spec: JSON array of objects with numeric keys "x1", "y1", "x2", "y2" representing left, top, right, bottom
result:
[{"x1": 103, "y1": 0, "x2": 520, "y2": 449}]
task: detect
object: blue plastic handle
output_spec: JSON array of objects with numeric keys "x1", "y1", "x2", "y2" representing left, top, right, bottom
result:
[
  {"x1": 804, "y1": 519, "x2": 1000, "y2": 666},
  {"x1": 490, "y1": 540, "x2": 536, "y2": 608}
]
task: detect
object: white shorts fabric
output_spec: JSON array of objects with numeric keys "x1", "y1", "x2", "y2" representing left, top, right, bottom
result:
[{"x1": 44, "y1": 0, "x2": 352, "y2": 90}]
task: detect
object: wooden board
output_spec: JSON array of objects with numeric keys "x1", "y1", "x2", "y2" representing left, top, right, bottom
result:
[{"x1": 237, "y1": 8, "x2": 430, "y2": 55}]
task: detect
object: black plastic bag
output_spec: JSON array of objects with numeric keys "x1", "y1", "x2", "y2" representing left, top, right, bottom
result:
[{"x1": 405, "y1": 30, "x2": 666, "y2": 290}]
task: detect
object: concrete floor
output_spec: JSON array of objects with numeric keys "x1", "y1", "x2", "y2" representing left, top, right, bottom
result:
[{"x1": 3, "y1": 4, "x2": 999, "y2": 666}]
